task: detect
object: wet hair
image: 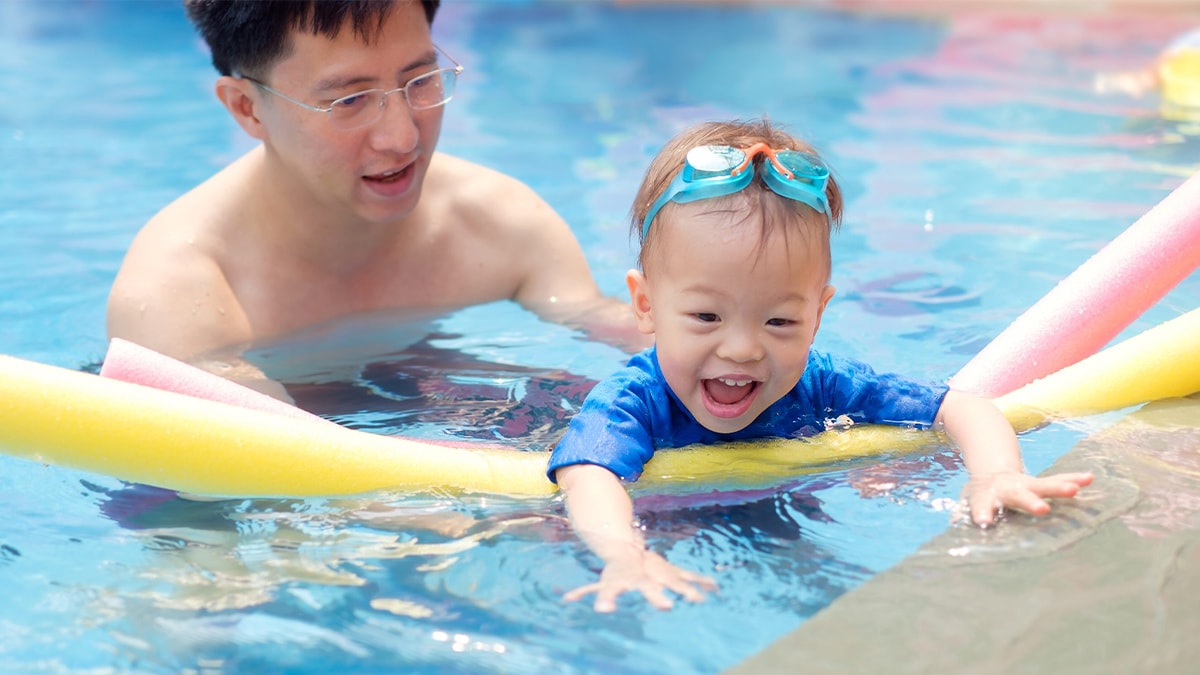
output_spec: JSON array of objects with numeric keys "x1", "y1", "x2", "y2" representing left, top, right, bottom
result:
[
  {"x1": 631, "y1": 118, "x2": 843, "y2": 274},
  {"x1": 184, "y1": 0, "x2": 440, "y2": 77}
]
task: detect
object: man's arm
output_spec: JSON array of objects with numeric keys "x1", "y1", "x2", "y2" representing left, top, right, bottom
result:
[
  {"x1": 452, "y1": 162, "x2": 650, "y2": 352},
  {"x1": 107, "y1": 226, "x2": 248, "y2": 362},
  {"x1": 106, "y1": 226, "x2": 292, "y2": 402}
]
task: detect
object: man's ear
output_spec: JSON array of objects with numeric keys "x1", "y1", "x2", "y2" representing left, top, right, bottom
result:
[
  {"x1": 625, "y1": 269, "x2": 657, "y2": 335},
  {"x1": 215, "y1": 75, "x2": 268, "y2": 141},
  {"x1": 813, "y1": 284, "x2": 836, "y2": 336}
]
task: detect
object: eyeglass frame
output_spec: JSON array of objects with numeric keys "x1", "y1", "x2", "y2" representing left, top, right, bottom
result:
[
  {"x1": 640, "y1": 142, "x2": 833, "y2": 240},
  {"x1": 239, "y1": 44, "x2": 463, "y2": 129}
]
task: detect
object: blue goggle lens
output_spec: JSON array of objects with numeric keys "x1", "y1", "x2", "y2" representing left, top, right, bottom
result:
[{"x1": 775, "y1": 150, "x2": 828, "y2": 182}]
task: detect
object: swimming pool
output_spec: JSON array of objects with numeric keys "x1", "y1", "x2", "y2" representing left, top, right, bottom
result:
[{"x1": 2, "y1": 1, "x2": 1198, "y2": 672}]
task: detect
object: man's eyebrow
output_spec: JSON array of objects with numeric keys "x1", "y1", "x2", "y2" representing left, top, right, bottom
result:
[
  {"x1": 313, "y1": 74, "x2": 375, "y2": 92},
  {"x1": 312, "y1": 51, "x2": 439, "y2": 93}
]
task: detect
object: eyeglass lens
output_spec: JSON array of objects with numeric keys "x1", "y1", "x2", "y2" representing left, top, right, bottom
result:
[{"x1": 327, "y1": 68, "x2": 457, "y2": 129}]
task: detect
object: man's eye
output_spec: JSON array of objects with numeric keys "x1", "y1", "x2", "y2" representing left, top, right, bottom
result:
[
  {"x1": 408, "y1": 73, "x2": 435, "y2": 90},
  {"x1": 334, "y1": 92, "x2": 372, "y2": 109}
]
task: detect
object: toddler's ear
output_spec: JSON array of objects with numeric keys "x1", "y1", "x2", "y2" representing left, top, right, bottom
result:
[
  {"x1": 625, "y1": 269, "x2": 656, "y2": 335},
  {"x1": 814, "y1": 284, "x2": 836, "y2": 335},
  {"x1": 816, "y1": 283, "x2": 835, "y2": 333},
  {"x1": 821, "y1": 284, "x2": 836, "y2": 307}
]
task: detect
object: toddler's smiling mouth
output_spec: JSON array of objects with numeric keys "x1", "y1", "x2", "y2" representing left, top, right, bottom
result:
[{"x1": 702, "y1": 377, "x2": 759, "y2": 419}]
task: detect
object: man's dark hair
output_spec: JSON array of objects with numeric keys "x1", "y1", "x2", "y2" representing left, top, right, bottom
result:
[{"x1": 184, "y1": 0, "x2": 441, "y2": 77}]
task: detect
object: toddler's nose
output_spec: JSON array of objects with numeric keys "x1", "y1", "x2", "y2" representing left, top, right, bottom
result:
[{"x1": 717, "y1": 328, "x2": 765, "y2": 363}]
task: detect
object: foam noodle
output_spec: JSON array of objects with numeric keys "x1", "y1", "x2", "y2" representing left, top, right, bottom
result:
[
  {"x1": 950, "y1": 170, "x2": 1200, "y2": 398},
  {"x1": 1160, "y1": 29, "x2": 1200, "y2": 120},
  {"x1": 100, "y1": 338, "x2": 506, "y2": 452},
  {"x1": 91, "y1": 340, "x2": 922, "y2": 491},
  {"x1": 0, "y1": 306, "x2": 1197, "y2": 498},
  {"x1": 100, "y1": 338, "x2": 331, "y2": 424},
  {"x1": 993, "y1": 307, "x2": 1200, "y2": 431},
  {"x1": 0, "y1": 354, "x2": 555, "y2": 497}
]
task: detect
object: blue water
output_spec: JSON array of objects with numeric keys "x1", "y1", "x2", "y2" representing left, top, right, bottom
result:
[{"x1": 2, "y1": 1, "x2": 1198, "y2": 672}]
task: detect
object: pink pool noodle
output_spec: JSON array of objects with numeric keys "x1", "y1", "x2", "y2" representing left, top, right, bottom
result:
[
  {"x1": 98, "y1": 338, "x2": 506, "y2": 451},
  {"x1": 99, "y1": 337, "x2": 334, "y2": 425},
  {"x1": 950, "y1": 170, "x2": 1200, "y2": 398}
]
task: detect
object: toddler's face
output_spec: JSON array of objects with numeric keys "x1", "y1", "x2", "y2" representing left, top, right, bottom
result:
[{"x1": 628, "y1": 198, "x2": 834, "y2": 434}]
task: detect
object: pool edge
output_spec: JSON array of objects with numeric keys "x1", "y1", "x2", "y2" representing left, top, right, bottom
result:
[{"x1": 726, "y1": 394, "x2": 1200, "y2": 674}]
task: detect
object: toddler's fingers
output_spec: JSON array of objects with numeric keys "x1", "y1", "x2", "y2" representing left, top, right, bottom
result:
[
  {"x1": 1031, "y1": 474, "x2": 1092, "y2": 499},
  {"x1": 665, "y1": 578, "x2": 708, "y2": 604},
  {"x1": 1005, "y1": 489, "x2": 1052, "y2": 516},
  {"x1": 969, "y1": 495, "x2": 998, "y2": 527},
  {"x1": 641, "y1": 585, "x2": 675, "y2": 611},
  {"x1": 688, "y1": 572, "x2": 719, "y2": 593},
  {"x1": 594, "y1": 587, "x2": 624, "y2": 613},
  {"x1": 562, "y1": 583, "x2": 600, "y2": 604},
  {"x1": 1058, "y1": 471, "x2": 1095, "y2": 487}
]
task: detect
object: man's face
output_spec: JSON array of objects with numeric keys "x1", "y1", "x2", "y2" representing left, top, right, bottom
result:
[{"x1": 253, "y1": 2, "x2": 446, "y2": 226}]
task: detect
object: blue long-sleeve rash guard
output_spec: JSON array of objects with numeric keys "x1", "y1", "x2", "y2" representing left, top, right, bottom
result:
[{"x1": 547, "y1": 346, "x2": 950, "y2": 483}]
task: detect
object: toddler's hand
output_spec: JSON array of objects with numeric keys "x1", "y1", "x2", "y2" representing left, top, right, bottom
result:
[
  {"x1": 563, "y1": 549, "x2": 717, "y2": 613},
  {"x1": 963, "y1": 470, "x2": 1094, "y2": 527}
]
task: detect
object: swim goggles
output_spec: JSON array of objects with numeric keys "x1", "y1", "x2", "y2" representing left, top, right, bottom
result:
[{"x1": 641, "y1": 142, "x2": 832, "y2": 239}]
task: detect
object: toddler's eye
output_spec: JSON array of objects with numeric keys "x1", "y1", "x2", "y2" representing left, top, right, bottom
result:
[
  {"x1": 694, "y1": 313, "x2": 718, "y2": 323},
  {"x1": 766, "y1": 318, "x2": 795, "y2": 327}
]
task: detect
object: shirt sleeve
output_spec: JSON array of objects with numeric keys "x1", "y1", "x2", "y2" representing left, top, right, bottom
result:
[
  {"x1": 806, "y1": 351, "x2": 949, "y2": 429},
  {"x1": 546, "y1": 367, "x2": 659, "y2": 483}
]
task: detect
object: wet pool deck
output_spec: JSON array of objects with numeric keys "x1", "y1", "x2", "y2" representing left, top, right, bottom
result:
[{"x1": 728, "y1": 395, "x2": 1200, "y2": 674}]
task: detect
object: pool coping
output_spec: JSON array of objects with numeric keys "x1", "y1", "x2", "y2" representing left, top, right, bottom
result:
[{"x1": 727, "y1": 394, "x2": 1200, "y2": 674}]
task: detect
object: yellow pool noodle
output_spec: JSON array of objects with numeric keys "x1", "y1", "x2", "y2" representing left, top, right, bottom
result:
[
  {"x1": 994, "y1": 307, "x2": 1200, "y2": 430},
  {"x1": 1161, "y1": 47, "x2": 1200, "y2": 119},
  {"x1": 0, "y1": 307, "x2": 1197, "y2": 498}
]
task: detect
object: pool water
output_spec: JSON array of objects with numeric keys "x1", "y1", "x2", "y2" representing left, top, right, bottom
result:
[{"x1": 2, "y1": 1, "x2": 1198, "y2": 672}]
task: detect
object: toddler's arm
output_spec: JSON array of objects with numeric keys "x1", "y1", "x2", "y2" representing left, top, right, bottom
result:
[
  {"x1": 555, "y1": 463, "x2": 716, "y2": 612},
  {"x1": 935, "y1": 389, "x2": 1093, "y2": 526}
]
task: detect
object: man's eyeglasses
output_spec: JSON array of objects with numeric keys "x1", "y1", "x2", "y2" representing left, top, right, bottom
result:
[{"x1": 242, "y1": 45, "x2": 463, "y2": 131}]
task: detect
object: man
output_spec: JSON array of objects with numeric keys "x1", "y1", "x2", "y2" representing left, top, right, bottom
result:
[{"x1": 107, "y1": 0, "x2": 640, "y2": 397}]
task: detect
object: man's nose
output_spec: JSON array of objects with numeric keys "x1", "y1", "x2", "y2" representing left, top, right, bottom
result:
[{"x1": 368, "y1": 92, "x2": 419, "y2": 151}]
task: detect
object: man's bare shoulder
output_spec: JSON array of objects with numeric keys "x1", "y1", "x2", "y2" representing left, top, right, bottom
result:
[
  {"x1": 132, "y1": 148, "x2": 260, "y2": 257},
  {"x1": 114, "y1": 160, "x2": 247, "y2": 295},
  {"x1": 418, "y1": 152, "x2": 627, "y2": 325},
  {"x1": 424, "y1": 153, "x2": 560, "y2": 237},
  {"x1": 107, "y1": 151, "x2": 258, "y2": 357}
]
